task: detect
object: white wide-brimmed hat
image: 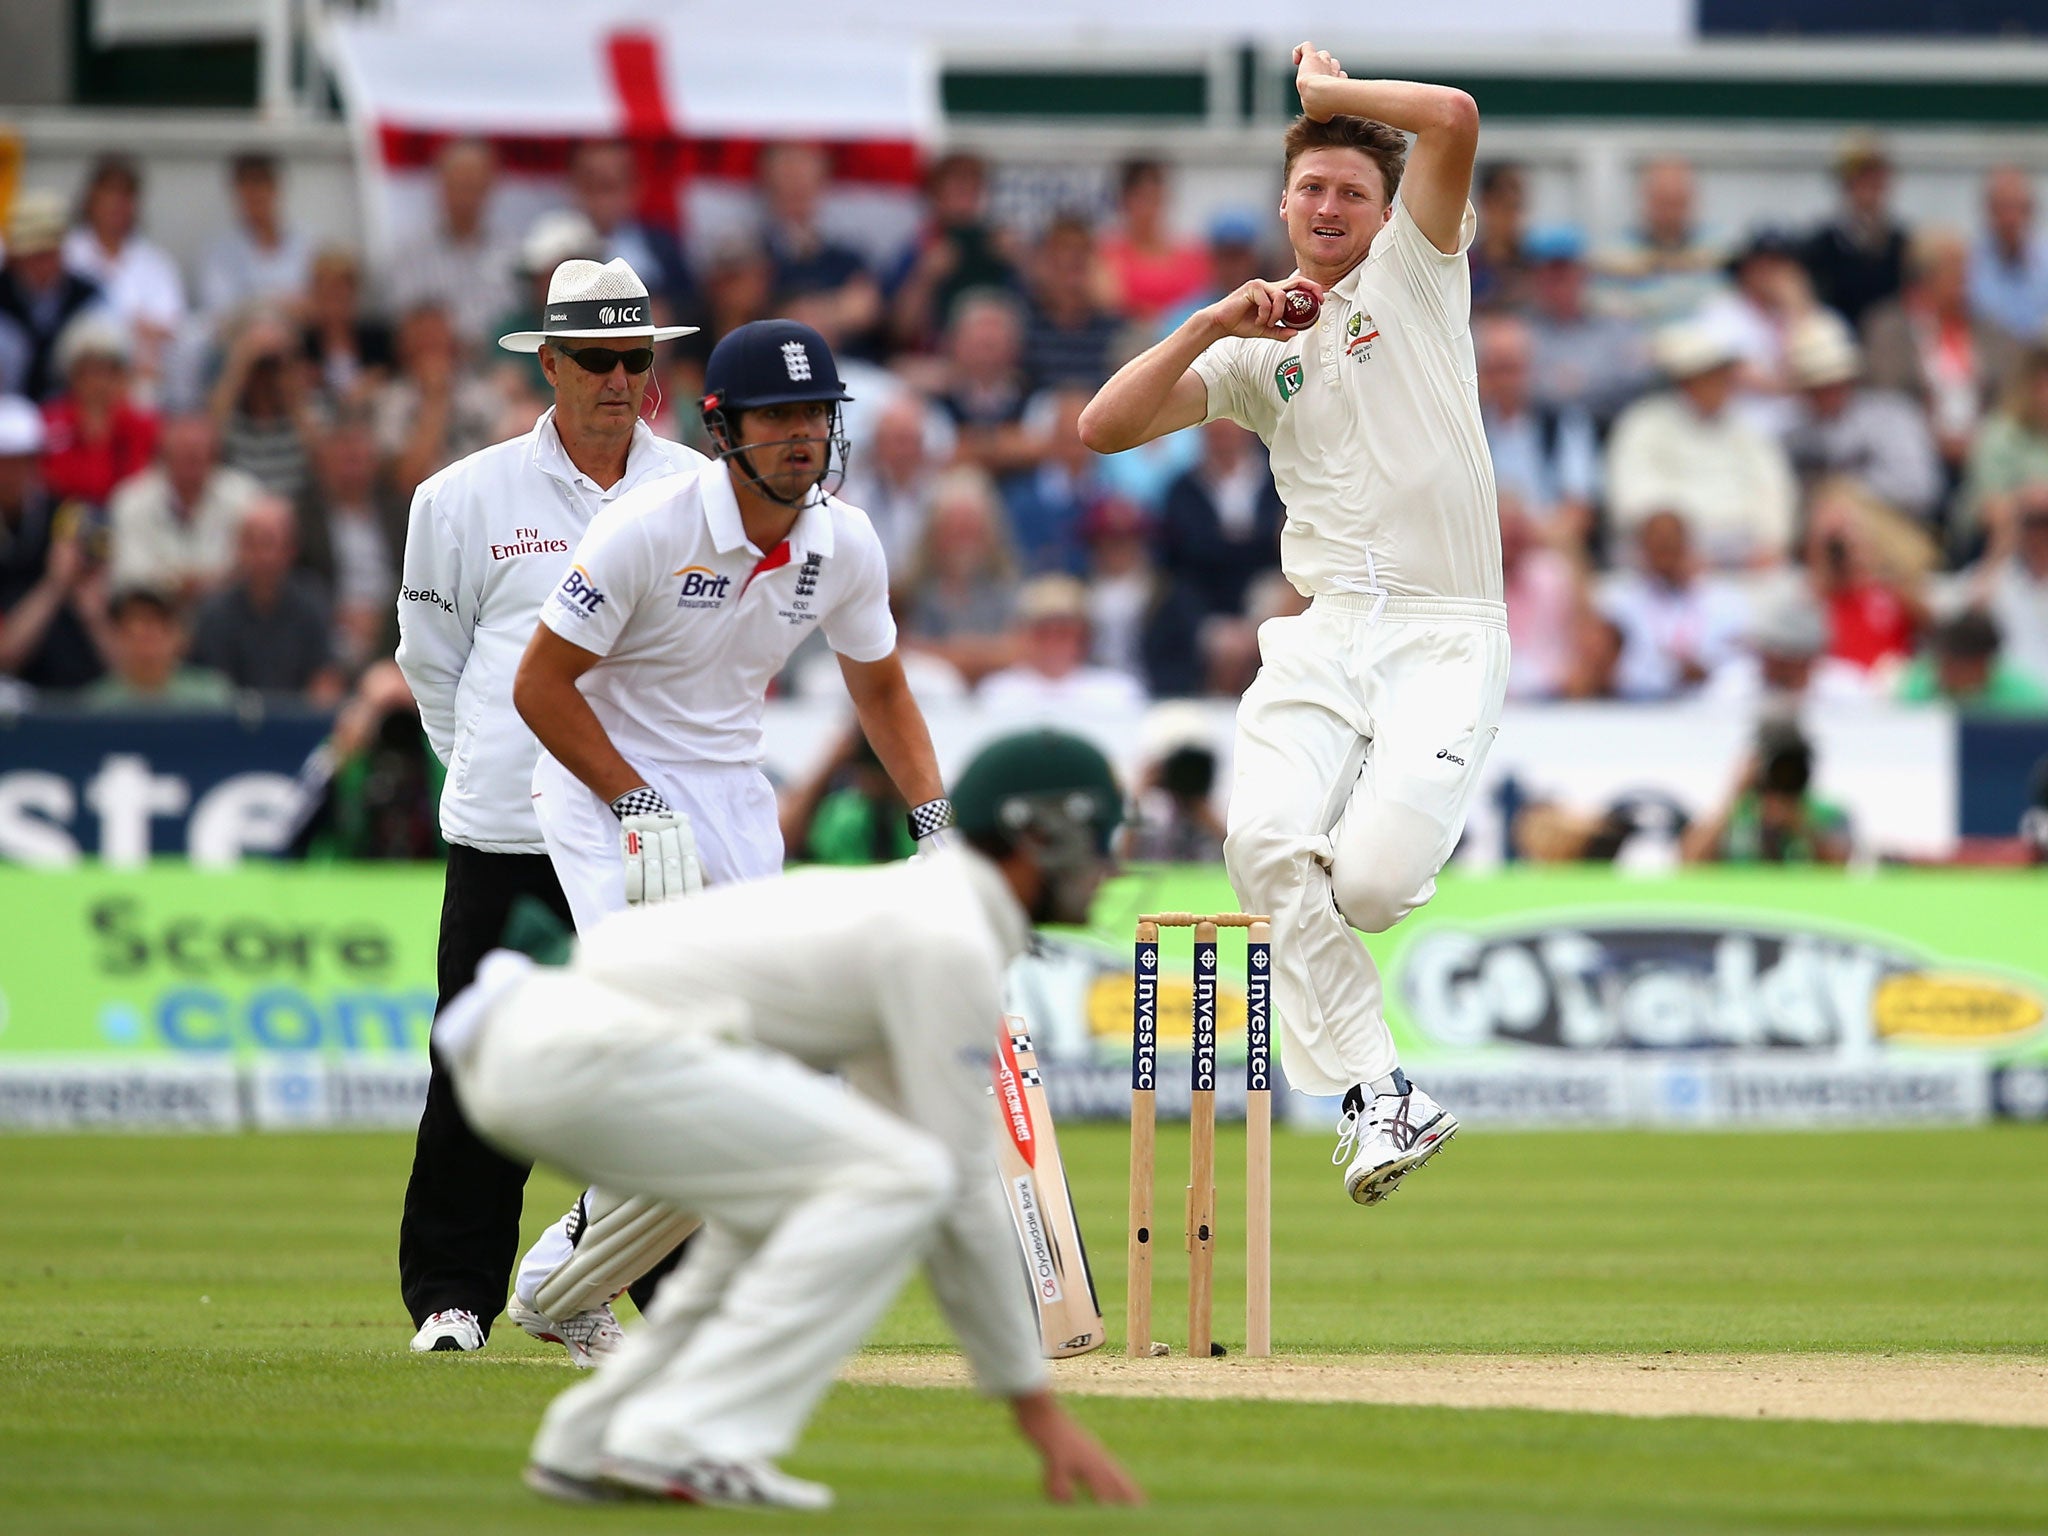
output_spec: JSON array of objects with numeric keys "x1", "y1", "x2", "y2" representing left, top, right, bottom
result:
[
  {"x1": 1651, "y1": 319, "x2": 1742, "y2": 380},
  {"x1": 498, "y1": 257, "x2": 697, "y2": 353},
  {"x1": 1785, "y1": 311, "x2": 1862, "y2": 389}
]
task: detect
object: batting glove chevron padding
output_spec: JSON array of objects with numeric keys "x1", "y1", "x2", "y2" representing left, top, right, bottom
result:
[{"x1": 619, "y1": 810, "x2": 704, "y2": 905}]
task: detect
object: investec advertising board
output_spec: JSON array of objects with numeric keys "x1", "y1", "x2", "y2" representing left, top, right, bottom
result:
[{"x1": 0, "y1": 865, "x2": 2043, "y2": 1129}]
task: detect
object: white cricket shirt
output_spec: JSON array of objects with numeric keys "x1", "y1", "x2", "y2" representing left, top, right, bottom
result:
[
  {"x1": 538, "y1": 458, "x2": 897, "y2": 769},
  {"x1": 395, "y1": 410, "x2": 704, "y2": 852},
  {"x1": 1193, "y1": 201, "x2": 1503, "y2": 605}
]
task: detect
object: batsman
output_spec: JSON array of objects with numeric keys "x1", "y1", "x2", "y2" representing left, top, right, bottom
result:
[
  {"x1": 1082, "y1": 46, "x2": 1504, "y2": 1202},
  {"x1": 505, "y1": 317, "x2": 955, "y2": 1361}
]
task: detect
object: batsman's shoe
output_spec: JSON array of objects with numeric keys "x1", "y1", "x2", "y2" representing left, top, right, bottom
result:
[
  {"x1": 600, "y1": 1455, "x2": 836, "y2": 1512},
  {"x1": 409, "y1": 1308, "x2": 484, "y2": 1353},
  {"x1": 507, "y1": 1294, "x2": 624, "y2": 1369},
  {"x1": 1333, "y1": 1074, "x2": 1458, "y2": 1205}
]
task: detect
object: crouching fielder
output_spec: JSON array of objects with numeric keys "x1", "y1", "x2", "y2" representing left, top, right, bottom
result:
[{"x1": 434, "y1": 732, "x2": 1141, "y2": 1511}]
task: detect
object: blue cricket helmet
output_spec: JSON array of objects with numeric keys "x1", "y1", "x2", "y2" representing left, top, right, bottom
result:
[{"x1": 700, "y1": 319, "x2": 853, "y2": 415}]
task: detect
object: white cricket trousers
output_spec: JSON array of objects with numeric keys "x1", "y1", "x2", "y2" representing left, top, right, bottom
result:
[
  {"x1": 531, "y1": 751, "x2": 783, "y2": 934},
  {"x1": 1225, "y1": 593, "x2": 1509, "y2": 1096},
  {"x1": 448, "y1": 969, "x2": 955, "y2": 1472}
]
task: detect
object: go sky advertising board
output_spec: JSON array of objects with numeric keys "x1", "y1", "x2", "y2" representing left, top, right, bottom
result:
[{"x1": 0, "y1": 863, "x2": 2043, "y2": 1129}]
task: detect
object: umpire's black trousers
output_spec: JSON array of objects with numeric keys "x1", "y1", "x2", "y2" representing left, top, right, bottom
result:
[{"x1": 398, "y1": 843, "x2": 572, "y2": 1333}]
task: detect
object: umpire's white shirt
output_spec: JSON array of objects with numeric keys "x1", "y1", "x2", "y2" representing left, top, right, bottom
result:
[
  {"x1": 535, "y1": 457, "x2": 896, "y2": 769},
  {"x1": 394, "y1": 410, "x2": 703, "y2": 853}
]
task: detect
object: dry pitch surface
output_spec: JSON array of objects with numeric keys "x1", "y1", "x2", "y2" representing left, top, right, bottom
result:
[{"x1": 847, "y1": 1349, "x2": 2048, "y2": 1427}]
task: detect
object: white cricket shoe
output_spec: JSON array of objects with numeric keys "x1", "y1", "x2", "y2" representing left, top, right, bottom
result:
[
  {"x1": 600, "y1": 1455, "x2": 836, "y2": 1512},
  {"x1": 1334, "y1": 1075, "x2": 1459, "y2": 1205},
  {"x1": 409, "y1": 1308, "x2": 484, "y2": 1353},
  {"x1": 523, "y1": 1461, "x2": 645, "y2": 1505},
  {"x1": 507, "y1": 1294, "x2": 624, "y2": 1369}
]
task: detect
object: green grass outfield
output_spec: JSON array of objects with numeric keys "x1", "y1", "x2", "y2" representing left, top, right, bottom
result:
[{"x1": 4, "y1": 1126, "x2": 2045, "y2": 1534}]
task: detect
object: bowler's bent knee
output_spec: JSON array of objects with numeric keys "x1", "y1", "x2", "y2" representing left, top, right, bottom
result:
[{"x1": 1329, "y1": 801, "x2": 1451, "y2": 934}]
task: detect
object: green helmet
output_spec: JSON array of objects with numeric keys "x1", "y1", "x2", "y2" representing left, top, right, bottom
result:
[{"x1": 953, "y1": 730, "x2": 1124, "y2": 856}]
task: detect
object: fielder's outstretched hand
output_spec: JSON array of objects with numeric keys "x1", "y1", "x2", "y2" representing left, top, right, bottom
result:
[
  {"x1": 1012, "y1": 1392, "x2": 1145, "y2": 1506},
  {"x1": 620, "y1": 810, "x2": 703, "y2": 904}
]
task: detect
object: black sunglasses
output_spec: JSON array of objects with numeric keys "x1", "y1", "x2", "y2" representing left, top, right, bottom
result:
[{"x1": 554, "y1": 344, "x2": 655, "y2": 375}]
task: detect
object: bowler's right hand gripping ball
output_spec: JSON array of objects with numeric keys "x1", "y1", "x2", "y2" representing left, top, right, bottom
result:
[{"x1": 1280, "y1": 288, "x2": 1321, "y2": 330}]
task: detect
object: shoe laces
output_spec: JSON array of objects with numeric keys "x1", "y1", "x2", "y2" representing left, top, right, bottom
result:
[
  {"x1": 425, "y1": 1308, "x2": 477, "y2": 1329},
  {"x1": 1330, "y1": 1085, "x2": 1368, "y2": 1165}
]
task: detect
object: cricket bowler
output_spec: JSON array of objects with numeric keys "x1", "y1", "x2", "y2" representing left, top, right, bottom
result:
[
  {"x1": 433, "y1": 731, "x2": 1143, "y2": 1511},
  {"x1": 1081, "y1": 45, "x2": 1505, "y2": 1202}
]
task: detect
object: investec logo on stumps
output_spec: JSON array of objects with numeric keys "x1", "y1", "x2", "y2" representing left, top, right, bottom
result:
[
  {"x1": 1130, "y1": 943, "x2": 1158, "y2": 1090},
  {"x1": 1192, "y1": 944, "x2": 1218, "y2": 1092},
  {"x1": 1246, "y1": 941, "x2": 1272, "y2": 1091}
]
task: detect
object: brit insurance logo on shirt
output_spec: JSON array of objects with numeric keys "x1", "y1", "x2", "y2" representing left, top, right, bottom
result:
[
  {"x1": 555, "y1": 564, "x2": 606, "y2": 618},
  {"x1": 674, "y1": 564, "x2": 734, "y2": 610}
]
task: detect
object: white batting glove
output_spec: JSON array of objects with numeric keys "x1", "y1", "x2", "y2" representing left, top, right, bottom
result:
[{"x1": 611, "y1": 786, "x2": 704, "y2": 905}]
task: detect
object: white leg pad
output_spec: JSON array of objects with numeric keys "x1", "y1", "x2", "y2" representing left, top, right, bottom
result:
[{"x1": 528, "y1": 1188, "x2": 701, "y2": 1321}]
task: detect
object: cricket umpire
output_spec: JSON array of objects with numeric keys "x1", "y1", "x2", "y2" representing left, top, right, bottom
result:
[{"x1": 394, "y1": 257, "x2": 702, "y2": 1354}]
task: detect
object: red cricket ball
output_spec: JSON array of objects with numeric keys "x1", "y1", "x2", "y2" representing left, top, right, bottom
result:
[{"x1": 1280, "y1": 288, "x2": 1321, "y2": 330}]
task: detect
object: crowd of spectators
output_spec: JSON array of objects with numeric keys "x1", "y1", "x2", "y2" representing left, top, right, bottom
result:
[
  {"x1": 1477, "y1": 145, "x2": 2048, "y2": 724},
  {"x1": 3, "y1": 134, "x2": 2046, "y2": 832}
]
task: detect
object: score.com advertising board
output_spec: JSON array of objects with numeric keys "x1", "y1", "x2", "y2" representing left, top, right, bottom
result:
[
  {"x1": 0, "y1": 866, "x2": 440, "y2": 1129},
  {"x1": 0, "y1": 864, "x2": 2043, "y2": 1130}
]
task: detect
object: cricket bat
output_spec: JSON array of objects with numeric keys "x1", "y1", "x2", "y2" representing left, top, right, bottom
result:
[{"x1": 991, "y1": 1014, "x2": 1105, "y2": 1358}]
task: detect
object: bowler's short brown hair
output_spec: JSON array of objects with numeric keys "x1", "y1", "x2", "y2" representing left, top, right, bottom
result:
[{"x1": 1282, "y1": 116, "x2": 1407, "y2": 204}]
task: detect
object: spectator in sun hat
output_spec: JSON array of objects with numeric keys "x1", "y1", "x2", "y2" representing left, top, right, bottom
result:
[
  {"x1": 41, "y1": 311, "x2": 157, "y2": 507},
  {"x1": 1706, "y1": 582, "x2": 1873, "y2": 707},
  {"x1": 978, "y1": 572, "x2": 1149, "y2": 715},
  {"x1": 1605, "y1": 320, "x2": 1798, "y2": 569},
  {"x1": 489, "y1": 211, "x2": 604, "y2": 403},
  {"x1": 1781, "y1": 308, "x2": 1942, "y2": 524},
  {"x1": 0, "y1": 190, "x2": 105, "y2": 404}
]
